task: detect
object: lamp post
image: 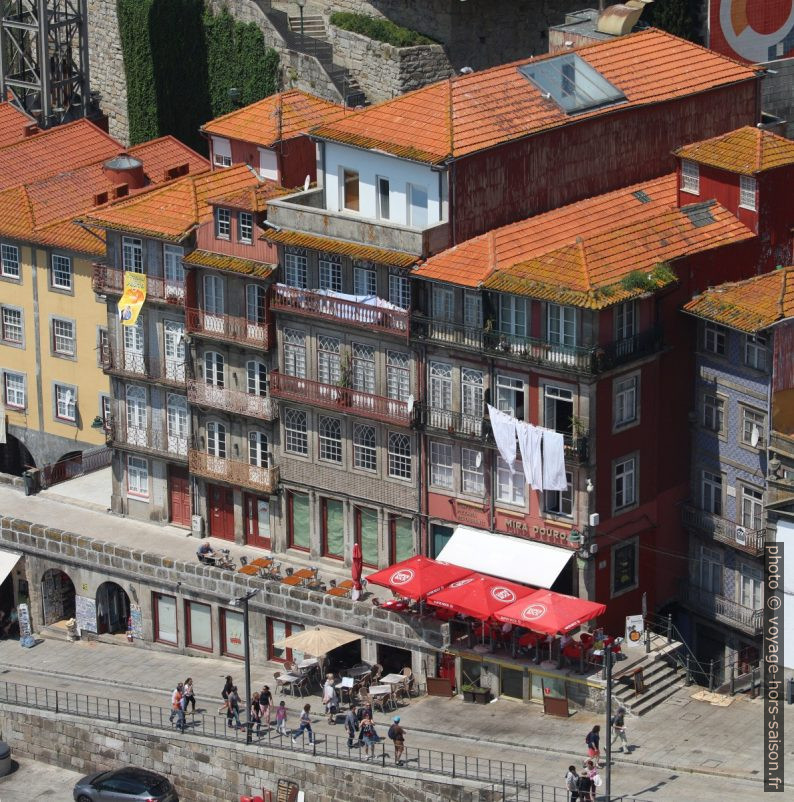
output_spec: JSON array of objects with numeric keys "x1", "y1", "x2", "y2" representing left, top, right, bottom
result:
[
  {"x1": 297, "y1": 0, "x2": 306, "y2": 47},
  {"x1": 229, "y1": 588, "x2": 260, "y2": 744}
]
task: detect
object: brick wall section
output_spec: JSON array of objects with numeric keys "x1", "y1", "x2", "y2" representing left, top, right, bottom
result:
[
  {"x1": 0, "y1": 707, "x2": 498, "y2": 802},
  {"x1": 327, "y1": 26, "x2": 453, "y2": 104}
]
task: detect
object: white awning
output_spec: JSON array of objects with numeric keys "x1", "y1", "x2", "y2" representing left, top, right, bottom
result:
[
  {"x1": 0, "y1": 548, "x2": 22, "y2": 587},
  {"x1": 437, "y1": 526, "x2": 572, "y2": 589}
]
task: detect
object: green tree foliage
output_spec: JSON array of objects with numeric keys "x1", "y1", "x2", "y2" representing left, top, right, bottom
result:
[
  {"x1": 117, "y1": 0, "x2": 280, "y2": 151},
  {"x1": 329, "y1": 12, "x2": 434, "y2": 47},
  {"x1": 643, "y1": 0, "x2": 701, "y2": 44}
]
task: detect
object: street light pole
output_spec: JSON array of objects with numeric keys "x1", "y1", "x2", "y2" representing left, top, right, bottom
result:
[
  {"x1": 604, "y1": 649, "x2": 613, "y2": 802},
  {"x1": 230, "y1": 589, "x2": 259, "y2": 745},
  {"x1": 297, "y1": 0, "x2": 306, "y2": 48}
]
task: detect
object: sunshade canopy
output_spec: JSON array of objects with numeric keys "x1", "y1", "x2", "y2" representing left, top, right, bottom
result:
[
  {"x1": 494, "y1": 590, "x2": 606, "y2": 635},
  {"x1": 273, "y1": 625, "x2": 361, "y2": 656},
  {"x1": 365, "y1": 555, "x2": 473, "y2": 600},
  {"x1": 426, "y1": 573, "x2": 535, "y2": 621},
  {"x1": 436, "y1": 526, "x2": 573, "y2": 588},
  {"x1": 0, "y1": 549, "x2": 21, "y2": 587}
]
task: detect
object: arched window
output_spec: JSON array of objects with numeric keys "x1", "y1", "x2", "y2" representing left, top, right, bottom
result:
[{"x1": 207, "y1": 421, "x2": 227, "y2": 458}]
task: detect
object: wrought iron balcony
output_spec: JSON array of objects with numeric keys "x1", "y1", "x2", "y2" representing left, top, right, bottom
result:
[
  {"x1": 417, "y1": 405, "x2": 487, "y2": 439},
  {"x1": 186, "y1": 308, "x2": 274, "y2": 350},
  {"x1": 92, "y1": 263, "x2": 185, "y2": 305},
  {"x1": 111, "y1": 420, "x2": 188, "y2": 462},
  {"x1": 269, "y1": 371, "x2": 413, "y2": 426},
  {"x1": 187, "y1": 379, "x2": 277, "y2": 421},
  {"x1": 593, "y1": 325, "x2": 665, "y2": 372},
  {"x1": 100, "y1": 345, "x2": 186, "y2": 387},
  {"x1": 189, "y1": 449, "x2": 279, "y2": 494},
  {"x1": 681, "y1": 504, "x2": 766, "y2": 556},
  {"x1": 680, "y1": 580, "x2": 763, "y2": 636},
  {"x1": 271, "y1": 285, "x2": 409, "y2": 337}
]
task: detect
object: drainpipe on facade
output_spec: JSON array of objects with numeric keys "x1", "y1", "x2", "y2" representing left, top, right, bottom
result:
[
  {"x1": 417, "y1": 340, "x2": 427, "y2": 554},
  {"x1": 488, "y1": 355, "x2": 496, "y2": 533}
]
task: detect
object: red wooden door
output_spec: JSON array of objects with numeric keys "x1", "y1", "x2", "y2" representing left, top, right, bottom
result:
[
  {"x1": 244, "y1": 494, "x2": 271, "y2": 550},
  {"x1": 168, "y1": 466, "x2": 191, "y2": 527},
  {"x1": 208, "y1": 484, "x2": 235, "y2": 541}
]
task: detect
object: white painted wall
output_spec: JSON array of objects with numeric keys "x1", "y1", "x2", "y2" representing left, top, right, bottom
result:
[
  {"x1": 322, "y1": 141, "x2": 445, "y2": 227},
  {"x1": 258, "y1": 147, "x2": 279, "y2": 181}
]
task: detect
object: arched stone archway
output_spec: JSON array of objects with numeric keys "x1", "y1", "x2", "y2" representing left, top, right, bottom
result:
[
  {"x1": 96, "y1": 581, "x2": 130, "y2": 635},
  {"x1": 40, "y1": 568, "x2": 75, "y2": 625},
  {"x1": 0, "y1": 432, "x2": 35, "y2": 476}
]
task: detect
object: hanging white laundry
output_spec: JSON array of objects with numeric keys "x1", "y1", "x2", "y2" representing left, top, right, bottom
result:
[
  {"x1": 542, "y1": 430, "x2": 568, "y2": 491},
  {"x1": 487, "y1": 404, "x2": 517, "y2": 473},
  {"x1": 517, "y1": 422, "x2": 544, "y2": 491}
]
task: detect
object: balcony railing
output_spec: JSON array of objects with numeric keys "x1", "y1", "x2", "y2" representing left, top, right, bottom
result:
[
  {"x1": 418, "y1": 405, "x2": 487, "y2": 438},
  {"x1": 681, "y1": 581, "x2": 763, "y2": 635},
  {"x1": 92, "y1": 263, "x2": 185, "y2": 305},
  {"x1": 412, "y1": 317, "x2": 664, "y2": 375},
  {"x1": 111, "y1": 420, "x2": 188, "y2": 461},
  {"x1": 186, "y1": 308, "x2": 273, "y2": 350},
  {"x1": 187, "y1": 379, "x2": 277, "y2": 420},
  {"x1": 269, "y1": 371, "x2": 412, "y2": 426},
  {"x1": 270, "y1": 285, "x2": 409, "y2": 337},
  {"x1": 681, "y1": 504, "x2": 766, "y2": 556},
  {"x1": 189, "y1": 449, "x2": 279, "y2": 494},
  {"x1": 101, "y1": 345, "x2": 186, "y2": 387}
]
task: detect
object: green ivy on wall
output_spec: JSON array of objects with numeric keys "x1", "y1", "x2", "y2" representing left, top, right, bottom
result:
[{"x1": 117, "y1": 0, "x2": 280, "y2": 151}]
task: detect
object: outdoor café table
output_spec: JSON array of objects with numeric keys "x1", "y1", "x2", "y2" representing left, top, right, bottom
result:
[
  {"x1": 292, "y1": 568, "x2": 318, "y2": 586},
  {"x1": 281, "y1": 574, "x2": 303, "y2": 586},
  {"x1": 326, "y1": 586, "x2": 351, "y2": 598},
  {"x1": 381, "y1": 673, "x2": 410, "y2": 703},
  {"x1": 347, "y1": 665, "x2": 372, "y2": 679},
  {"x1": 369, "y1": 685, "x2": 395, "y2": 711},
  {"x1": 280, "y1": 673, "x2": 300, "y2": 694},
  {"x1": 237, "y1": 564, "x2": 259, "y2": 576},
  {"x1": 251, "y1": 557, "x2": 273, "y2": 568}
]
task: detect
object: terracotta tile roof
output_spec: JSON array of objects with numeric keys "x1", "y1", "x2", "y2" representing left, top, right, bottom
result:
[
  {"x1": 82, "y1": 164, "x2": 265, "y2": 241},
  {"x1": 674, "y1": 126, "x2": 794, "y2": 175},
  {"x1": 683, "y1": 268, "x2": 794, "y2": 333},
  {"x1": 262, "y1": 228, "x2": 419, "y2": 268},
  {"x1": 311, "y1": 29, "x2": 758, "y2": 165},
  {"x1": 482, "y1": 201, "x2": 753, "y2": 309},
  {"x1": 417, "y1": 174, "x2": 680, "y2": 287},
  {"x1": 0, "y1": 102, "x2": 33, "y2": 147},
  {"x1": 183, "y1": 249, "x2": 274, "y2": 276},
  {"x1": 0, "y1": 119, "x2": 119, "y2": 190},
  {"x1": 207, "y1": 179, "x2": 292, "y2": 212},
  {"x1": 201, "y1": 90, "x2": 348, "y2": 147},
  {"x1": 128, "y1": 135, "x2": 209, "y2": 181}
]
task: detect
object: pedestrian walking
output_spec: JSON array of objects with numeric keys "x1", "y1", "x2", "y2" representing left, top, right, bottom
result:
[
  {"x1": 576, "y1": 769, "x2": 594, "y2": 802},
  {"x1": 218, "y1": 675, "x2": 233, "y2": 715},
  {"x1": 168, "y1": 682, "x2": 183, "y2": 725},
  {"x1": 292, "y1": 703, "x2": 315, "y2": 744},
  {"x1": 250, "y1": 691, "x2": 263, "y2": 736},
  {"x1": 176, "y1": 687, "x2": 188, "y2": 733},
  {"x1": 227, "y1": 685, "x2": 242, "y2": 729},
  {"x1": 356, "y1": 701, "x2": 372, "y2": 748},
  {"x1": 344, "y1": 704, "x2": 359, "y2": 748},
  {"x1": 585, "y1": 725, "x2": 601, "y2": 766},
  {"x1": 360, "y1": 713, "x2": 379, "y2": 761},
  {"x1": 387, "y1": 716, "x2": 405, "y2": 765},
  {"x1": 260, "y1": 684, "x2": 273, "y2": 728},
  {"x1": 275, "y1": 700, "x2": 288, "y2": 736},
  {"x1": 182, "y1": 677, "x2": 195, "y2": 714},
  {"x1": 611, "y1": 706, "x2": 628, "y2": 753},
  {"x1": 585, "y1": 760, "x2": 601, "y2": 801},
  {"x1": 565, "y1": 765, "x2": 579, "y2": 802},
  {"x1": 322, "y1": 677, "x2": 339, "y2": 724}
]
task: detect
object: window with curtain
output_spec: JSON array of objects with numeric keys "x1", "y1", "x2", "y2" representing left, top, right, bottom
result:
[
  {"x1": 390, "y1": 516, "x2": 414, "y2": 564},
  {"x1": 154, "y1": 593, "x2": 177, "y2": 644},
  {"x1": 186, "y1": 601, "x2": 212, "y2": 650},
  {"x1": 289, "y1": 492, "x2": 310, "y2": 550},
  {"x1": 357, "y1": 506, "x2": 379, "y2": 567},
  {"x1": 323, "y1": 498, "x2": 344, "y2": 558}
]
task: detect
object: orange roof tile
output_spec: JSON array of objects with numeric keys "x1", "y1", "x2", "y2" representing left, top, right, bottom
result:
[
  {"x1": 207, "y1": 179, "x2": 292, "y2": 212},
  {"x1": 262, "y1": 228, "x2": 419, "y2": 268},
  {"x1": 128, "y1": 135, "x2": 209, "y2": 182},
  {"x1": 674, "y1": 126, "x2": 794, "y2": 175},
  {"x1": 311, "y1": 29, "x2": 758, "y2": 165},
  {"x1": 83, "y1": 164, "x2": 265, "y2": 241},
  {"x1": 0, "y1": 102, "x2": 33, "y2": 147},
  {"x1": 0, "y1": 119, "x2": 120, "y2": 190},
  {"x1": 201, "y1": 90, "x2": 348, "y2": 147},
  {"x1": 417, "y1": 174, "x2": 679, "y2": 287},
  {"x1": 183, "y1": 249, "x2": 274, "y2": 276},
  {"x1": 683, "y1": 268, "x2": 794, "y2": 333}
]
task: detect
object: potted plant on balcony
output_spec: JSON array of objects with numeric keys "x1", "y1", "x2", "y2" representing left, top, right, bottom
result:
[{"x1": 334, "y1": 351, "x2": 352, "y2": 404}]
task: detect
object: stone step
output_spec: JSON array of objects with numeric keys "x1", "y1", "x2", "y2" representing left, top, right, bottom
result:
[
  {"x1": 614, "y1": 664, "x2": 684, "y2": 716},
  {"x1": 288, "y1": 15, "x2": 326, "y2": 36}
]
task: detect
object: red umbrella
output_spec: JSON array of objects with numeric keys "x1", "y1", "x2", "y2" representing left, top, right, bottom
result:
[
  {"x1": 426, "y1": 573, "x2": 535, "y2": 621},
  {"x1": 494, "y1": 590, "x2": 606, "y2": 635},
  {"x1": 351, "y1": 542, "x2": 363, "y2": 601},
  {"x1": 365, "y1": 555, "x2": 473, "y2": 601}
]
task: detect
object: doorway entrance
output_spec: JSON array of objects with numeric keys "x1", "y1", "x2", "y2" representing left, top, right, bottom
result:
[
  {"x1": 208, "y1": 484, "x2": 235, "y2": 540},
  {"x1": 376, "y1": 643, "x2": 412, "y2": 676},
  {"x1": 96, "y1": 582, "x2": 130, "y2": 635},
  {"x1": 41, "y1": 569, "x2": 75, "y2": 625},
  {"x1": 168, "y1": 466, "x2": 191, "y2": 527},
  {"x1": 244, "y1": 494, "x2": 271, "y2": 549}
]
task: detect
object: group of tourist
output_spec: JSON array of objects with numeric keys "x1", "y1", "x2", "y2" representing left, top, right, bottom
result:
[{"x1": 564, "y1": 711, "x2": 629, "y2": 801}]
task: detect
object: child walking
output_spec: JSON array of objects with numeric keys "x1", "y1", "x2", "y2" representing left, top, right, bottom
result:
[{"x1": 275, "y1": 700, "x2": 288, "y2": 736}]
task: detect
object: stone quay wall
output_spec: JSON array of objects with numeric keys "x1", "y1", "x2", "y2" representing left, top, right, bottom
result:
[
  {"x1": 0, "y1": 707, "x2": 499, "y2": 802},
  {"x1": 327, "y1": 25, "x2": 452, "y2": 104}
]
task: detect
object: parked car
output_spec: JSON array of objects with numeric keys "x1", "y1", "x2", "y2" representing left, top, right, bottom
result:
[{"x1": 73, "y1": 767, "x2": 178, "y2": 802}]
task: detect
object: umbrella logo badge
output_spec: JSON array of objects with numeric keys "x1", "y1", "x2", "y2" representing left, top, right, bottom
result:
[
  {"x1": 450, "y1": 578, "x2": 474, "y2": 588},
  {"x1": 522, "y1": 603, "x2": 548, "y2": 620},
  {"x1": 391, "y1": 569, "x2": 415, "y2": 585},
  {"x1": 491, "y1": 587, "x2": 517, "y2": 603}
]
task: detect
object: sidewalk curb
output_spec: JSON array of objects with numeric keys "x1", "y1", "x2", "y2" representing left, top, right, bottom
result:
[{"x1": 4, "y1": 656, "x2": 769, "y2": 786}]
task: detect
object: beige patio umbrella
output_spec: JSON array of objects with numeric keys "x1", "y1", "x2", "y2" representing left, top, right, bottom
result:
[{"x1": 274, "y1": 625, "x2": 361, "y2": 656}]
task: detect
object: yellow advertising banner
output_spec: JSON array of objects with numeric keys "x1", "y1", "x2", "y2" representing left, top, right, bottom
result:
[{"x1": 119, "y1": 271, "x2": 146, "y2": 327}]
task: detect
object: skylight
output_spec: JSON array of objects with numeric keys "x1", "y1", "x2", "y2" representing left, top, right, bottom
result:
[{"x1": 519, "y1": 54, "x2": 626, "y2": 115}]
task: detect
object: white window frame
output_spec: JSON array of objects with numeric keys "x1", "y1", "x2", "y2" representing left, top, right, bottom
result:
[
  {"x1": 248, "y1": 430, "x2": 268, "y2": 468},
  {"x1": 1, "y1": 305, "x2": 23, "y2": 345},
  {"x1": 353, "y1": 423, "x2": 377, "y2": 472},
  {"x1": 461, "y1": 447, "x2": 484, "y2": 496},
  {"x1": 547, "y1": 303, "x2": 576, "y2": 347},
  {"x1": 3, "y1": 370, "x2": 25, "y2": 409},
  {"x1": 464, "y1": 292, "x2": 482, "y2": 328},
  {"x1": 739, "y1": 175, "x2": 756, "y2": 211},
  {"x1": 318, "y1": 415, "x2": 343, "y2": 464},
  {"x1": 206, "y1": 420, "x2": 227, "y2": 458},
  {"x1": 284, "y1": 408, "x2": 308, "y2": 455},
  {"x1": 615, "y1": 301, "x2": 636, "y2": 341},
  {"x1": 351, "y1": 342, "x2": 375, "y2": 394},
  {"x1": 703, "y1": 322, "x2": 726, "y2": 355},
  {"x1": 212, "y1": 136, "x2": 232, "y2": 167},
  {"x1": 614, "y1": 373, "x2": 638, "y2": 429},
  {"x1": 739, "y1": 563, "x2": 763, "y2": 609},
  {"x1": 388, "y1": 271, "x2": 410, "y2": 309},
  {"x1": 744, "y1": 334, "x2": 767, "y2": 371},
  {"x1": 701, "y1": 470, "x2": 722, "y2": 516},
  {"x1": 681, "y1": 159, "x2": 699, "y2": 194},
  {"x1": 318, "y1": 254, "x2": 342, "y2": 293},
  {"x1": 432, "y1": 285, "x2": 454, "y2": 322},
  {"x1": 740, "y1": 405, "x2": 766, "y2": 448},
  {"x1": 544, "y1": 471, "x2": 573, "y2": 517},
  {"x1": 51, "y1": 317, "x2": 75, "y2": 357},
  {"x1": 122, "y1": 236, "x2": 143, "y2": 272},
  {"x1": 127, "y1": 455, "x2": 149, "y2": 498},
  {"x1": 54, "y1": 383, "x2": 76, "y2": 422},
  {"x1": 388, "y1": 432, "x2": 411, "y2": 480},
  {"x1": 203, "y1": 274, "x2": 224, "y2": 315},
  {"x1": 51, "y1": 253, "x2": 72, "y2": 290},
  {"x1": 238, "y1": 211, "x2": 254, "y2": 244},
  {"x1": 702, "y1": 393, "x2": 725, "y2": 434},
  {"x1": 204, "y1": 351, "x2": 224, "y2": 387},
  {"x1": 283, "y1": 328, "x2": 307, "y2": 378},
  {"x1": 498, "y1": 295, "x2": 528, "y2": 337},
  {"x1": 386, "y1": 350, "x2": 410, "y2": 402},
  {"x1": 408, "y1": 183, "x2": 428, "y2": 228},
  {"x1": 741, "y1": 484, "x2": 764, "y2": 530},
  {"x1": 429, "y1": 361, "x2": 452, "y2": 411},
  {"x1": 613, "y1": 455, "x2": 637, "y2": 512},
  {"x1": 247, "y1": 360, "x2": 268, "y2": 396},
  {"x1": 341, "y1": 168, "x2": 360, "y2": 212},
  {"x1": 430, "y1": 441, "x2": 454, "y2": 489},
  {"x1": 699, "y1": 545, "x2": 722, "y2": 594},
  {"x1": 317, "y1": 336, "x2": 341, "y2": 385},
  {"x1": 354, "y1": 265, "x2": 376, "y2": 296},
  {"x1": 215, "y1": 207, "x2": 231, "y2": 239},
  {"x1": 496, "y1": 456, "x2": 525, "y2": 506},
  {"x1": 284, "y1": 250, "x2": 307, "y2": 289},
  {"x1": 0, "y1": 243, "x2": 20, "y2": 278},
  {"x1": 495, "y1": 374, "x2": 524, "y2": 419}
]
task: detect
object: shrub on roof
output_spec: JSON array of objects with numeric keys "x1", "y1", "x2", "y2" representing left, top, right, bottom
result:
[{"x1": 329, "y1": 12, "x2": 434, "y2": 47}]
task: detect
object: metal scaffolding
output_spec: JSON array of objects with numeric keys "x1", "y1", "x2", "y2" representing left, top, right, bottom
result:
[{"x1": 0, "y1": 0, "x2": 91, "y2": 128}]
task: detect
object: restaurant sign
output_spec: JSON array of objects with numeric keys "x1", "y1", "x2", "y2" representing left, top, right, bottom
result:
[
  {"x1": 521, "y1": 603, "x2": 548, "y2": 622},
  {"x1": 391, "y1": 568, "x2": 415, "y2": 585},
  {"x1": 491, "y1": 587, "x2": 518, "y2": 603},
  {"x1": 501, "y1": 516, "x2": 574, "y2": 548}
]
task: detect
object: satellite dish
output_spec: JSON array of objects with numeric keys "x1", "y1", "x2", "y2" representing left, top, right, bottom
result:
[
  {"x1": 303, "y1": 175, "x2": 311, "y2": 191},
  {"x1": 407, "y1": 394, "x2": 414, "y2": 414},
  {"x1": 475, "y1": 451, "x2": 482, "y2": 468},
  {"x1": 751, "y1": 424, "x2": 760, "y2": 448}
]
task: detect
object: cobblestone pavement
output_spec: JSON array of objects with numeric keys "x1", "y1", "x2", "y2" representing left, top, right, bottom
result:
[
  {"x1": 0, "y1": 638, "x2": 789, "y2": 801},
  {"x1": 0, "y1": 754, "x2": 84, "y2": 801}
]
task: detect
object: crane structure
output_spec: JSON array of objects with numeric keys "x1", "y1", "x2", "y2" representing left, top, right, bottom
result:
[{"x1": 0, "y1": 0, "x2": 92, "y2": 128}]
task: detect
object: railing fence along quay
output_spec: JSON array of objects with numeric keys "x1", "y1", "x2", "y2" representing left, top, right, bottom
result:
[{"x1": 38, "y1": 446, "x2": 112, "y2": 490}]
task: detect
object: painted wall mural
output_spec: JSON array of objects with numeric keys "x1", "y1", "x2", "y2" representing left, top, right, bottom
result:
[{"x1": 710, "y1": 0, "x2": 794, "y2": 63}]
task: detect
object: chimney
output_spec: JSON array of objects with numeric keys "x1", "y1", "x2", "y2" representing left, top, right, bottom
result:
[
  {"x1": 102, "y1": 153, "x2": 146, "y2": 190},
  {"x1": 23, "y1": 122, "x2": 39, "y2": 137}
]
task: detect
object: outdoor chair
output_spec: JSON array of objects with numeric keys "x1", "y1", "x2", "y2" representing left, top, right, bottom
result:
[
  {"x1": 371, "y1": 692, "x2": 391, "y2": 713},
  {"x1": 239, "y1": 555, "x2": 248, "y2": 567},
  {"x1": 274, "y1": 671, "x2": 292, "y2": 696},
  {"x1": 292, "y1": 675, "x2": 310, "y2": 698},
  {"x1": 284, "y1": 660, "x2": 298, "y2": 674},
  {"x1": 370, "y1": 663, "x2": 383, "y2": 683}
]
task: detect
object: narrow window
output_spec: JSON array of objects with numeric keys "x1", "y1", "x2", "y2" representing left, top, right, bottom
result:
[
  {"x1": 681, "y1": 160, "x2": 699, "y2": 194},
  {"x1": 342, "y1": 169, "x2": 359, "y2": 211},
  {"x1": 377, "y1": 176, "x2": 390, "y2": 220},
  {"x1": 739, "y1": 175, "x2": 756, "y2": 211}
]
